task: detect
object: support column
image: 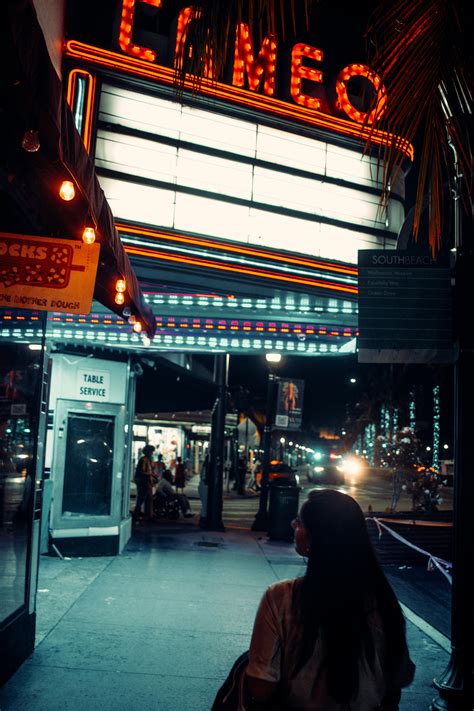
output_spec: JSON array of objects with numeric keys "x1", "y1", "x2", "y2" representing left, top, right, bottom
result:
[
  {"x1": 432, "y1": 250, "x2": 474, "y2": 709},
  {"x1": 206, "y1": 353, "x2": 228, "y2": 531},
  {"x1": 252, "y1": 372, "x2": 276, "y2": 531}
]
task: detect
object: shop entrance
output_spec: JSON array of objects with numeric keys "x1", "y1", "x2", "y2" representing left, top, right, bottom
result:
[{"x1": 49, "y1": 399, "x2": 127, "y2": 556}]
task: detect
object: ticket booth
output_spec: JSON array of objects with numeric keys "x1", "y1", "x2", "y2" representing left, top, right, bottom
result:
[{"x1": 46, "y1": 354, "x2": 134, "y2": 556}]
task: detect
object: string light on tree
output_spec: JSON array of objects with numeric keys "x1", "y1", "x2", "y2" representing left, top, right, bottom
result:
[
  {"x1": 392, "y1": 408, "x2": 399, "y2": 444},
  {"x1": 409, "y1": 389, "x2": 416, "y2": 430},
  {"x1": 433, "y1": 385, "x2": 440, "y2": 471},
  {"x1": 365, "y1": 423, "x2": 376, "y2": 465}
]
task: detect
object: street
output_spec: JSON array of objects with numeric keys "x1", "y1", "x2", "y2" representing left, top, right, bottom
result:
[{"x1": 217, "y1": 468, "x2": 453, "y2": 530}]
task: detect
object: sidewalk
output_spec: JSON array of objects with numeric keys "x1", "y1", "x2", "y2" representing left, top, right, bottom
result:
[{"x1": 0, "y1": 521, "x2": 449, "y2": 710}]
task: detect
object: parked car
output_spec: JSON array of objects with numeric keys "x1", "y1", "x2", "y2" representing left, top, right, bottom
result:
[
  {"x1": 307, "y1": 447, "x2": 344, "y2": 485},
  {"x1": 268, "y1": 460, "x2": 299, "y2": 486}
]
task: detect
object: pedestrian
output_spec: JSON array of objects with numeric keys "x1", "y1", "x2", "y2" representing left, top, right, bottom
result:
[
  {"x1": 198, "y1": 453, "x2": 209, "y2": 528},
  {"x1": 174, "y1": 455, "x2": 186, "y2": 493},
  {"x1": 242, "y1": 489, "x2": 415, "y2": 709},
  {"x1": 133, "y1": 444, "x2": 155, "y2": 521},
  {"x1": 236, "y1": 454, "x2": 247, "y2": 495},
  {"x1": 153, "y1": 452, "x2": 165, "y2": 481},
  {"x1": 247, "y1": 458, "x2": 261, "y2": 492},
  {"x1": 156, "y1": 469, "x2": 194, "y2": 517}
]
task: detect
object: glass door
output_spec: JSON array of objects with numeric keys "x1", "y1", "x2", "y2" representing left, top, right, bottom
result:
[
  {"x1": 62, "y1": 413, "x2": 115, "y2": 517},
  {"x1": 51, "y1": 400, "x2": 125, "y2": 530}
]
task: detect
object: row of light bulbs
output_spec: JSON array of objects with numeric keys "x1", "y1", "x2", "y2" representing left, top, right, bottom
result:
[
  {"x1": 59, "y1": 180, "x2": 142, "y2": 334},
  {"x1": 58, "y1": 180, "x2": 97, "y2": 245},
  {"x1": 22, "y1": 131, "x2": 146, "y2": 338}
]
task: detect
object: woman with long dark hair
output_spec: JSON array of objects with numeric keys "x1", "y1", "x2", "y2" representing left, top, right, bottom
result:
[{"x1": 245, "y1": 489, "x2": 415, "y2": 710}]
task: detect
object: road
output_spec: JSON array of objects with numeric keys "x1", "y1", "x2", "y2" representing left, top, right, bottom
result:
[{"x1": 216, "y1": 468, "x2": 453, "y2": 530}]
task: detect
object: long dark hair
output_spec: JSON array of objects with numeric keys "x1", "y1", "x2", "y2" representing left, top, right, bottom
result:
[{"x1": 291, "y1": 489, "x2": 407, "y2": 703}]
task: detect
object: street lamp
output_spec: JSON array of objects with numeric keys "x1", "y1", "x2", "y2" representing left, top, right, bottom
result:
[
  {"x1": 279, "y1": 436, "x2": 286, "y2": 462},
  {"x1": 252, "y1": 355, "x2": 281, "y2": 531}
]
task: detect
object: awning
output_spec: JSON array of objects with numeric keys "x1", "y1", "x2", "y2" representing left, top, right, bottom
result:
[{"x1": 1, "y1": 0, "x2": 155, "y2": 337}]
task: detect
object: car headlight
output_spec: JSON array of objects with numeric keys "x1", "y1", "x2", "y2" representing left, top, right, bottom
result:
[
  {"x1": 314, "y1": 466, "x2": 324, "y2": 473},
  {"x1": 343, "y1": 457, "x2": 363, "y2": 477}
]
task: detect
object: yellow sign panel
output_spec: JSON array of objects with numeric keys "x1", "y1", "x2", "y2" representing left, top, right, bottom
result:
[{"x1": 0, "y1": 232, "x2": 100, "y2": 314}]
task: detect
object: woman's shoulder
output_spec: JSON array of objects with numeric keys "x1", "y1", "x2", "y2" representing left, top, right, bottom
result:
[{"x1": 263, "y1": 578, "x2": 302, "y2": 604}]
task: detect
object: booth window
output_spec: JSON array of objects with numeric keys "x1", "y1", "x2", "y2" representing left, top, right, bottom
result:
[{"x1": 62, "y1": 414, "x2": 114, "y2": 516}]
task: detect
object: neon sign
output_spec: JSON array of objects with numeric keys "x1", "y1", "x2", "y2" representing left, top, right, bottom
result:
[{"x1": 118, "y1": 0, "x2": 387, "y2": 126}]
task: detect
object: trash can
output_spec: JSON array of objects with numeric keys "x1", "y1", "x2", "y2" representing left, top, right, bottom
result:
[{"x1": 268, "y1": 481, "x2": 300, "y2": 541}]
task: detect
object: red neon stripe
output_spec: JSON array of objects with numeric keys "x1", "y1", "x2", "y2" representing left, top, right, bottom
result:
[{"x1": 125, "y1": 244, "x2": 358, "y2": 294}]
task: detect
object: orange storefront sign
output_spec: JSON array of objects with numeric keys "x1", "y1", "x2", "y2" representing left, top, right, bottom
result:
[{"x1": 0, "y1": 232, "x2": 100, "y2": 314}]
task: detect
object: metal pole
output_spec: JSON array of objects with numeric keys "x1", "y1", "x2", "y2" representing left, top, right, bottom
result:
[
  {"x1": 252, "y1": 372, "x2": 276, "y2": 531},
  {"x1": 206, "y1": 353, "x2": 228, "y2": 531},
  {"x1": 432, "y1": 140, "x2": 474, "y2": 709}
]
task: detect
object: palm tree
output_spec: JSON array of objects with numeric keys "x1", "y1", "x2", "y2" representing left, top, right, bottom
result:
[{"x1": 176, "y1": 0, "x2": 472, "y2": 254}]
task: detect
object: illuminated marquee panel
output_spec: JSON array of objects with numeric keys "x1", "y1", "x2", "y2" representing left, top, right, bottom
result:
[
  {"x1": 0, "y1": 304, "x2": 357, "y2": 356},
  {"x1": 95, "y1": 84, "x2": 402, "y2": 265}
]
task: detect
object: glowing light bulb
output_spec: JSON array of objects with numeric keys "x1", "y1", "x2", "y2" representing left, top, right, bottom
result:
[
  {"x1": 115, "y1": 292, "x2": 125, "y2": 305},
  {"x1": 59, "y1": 180, "x2": 75, "y2": 201},
  {"x1": 115, "y1": 278, "x2": 126, "y2": 293},
  {"x1": 82, "y1": 227, "x2": 96, "y2": 244},
  {"x1": 133, "y1": 321, "x2": 142, "y2": 333}
]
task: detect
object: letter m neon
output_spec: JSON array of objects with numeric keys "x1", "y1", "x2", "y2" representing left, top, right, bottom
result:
[{"x1": 232, "y1": 23, "x2": 277, "y2": 95}]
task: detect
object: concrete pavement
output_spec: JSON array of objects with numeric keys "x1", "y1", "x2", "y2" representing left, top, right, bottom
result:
[{"x1": 0, "y1": 518, "x2": 450, "y2": 710}]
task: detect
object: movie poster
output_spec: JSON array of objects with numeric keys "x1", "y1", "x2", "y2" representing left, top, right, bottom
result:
[{"x1": 274, "y1": 378, "x2": 304, "y2": 430}]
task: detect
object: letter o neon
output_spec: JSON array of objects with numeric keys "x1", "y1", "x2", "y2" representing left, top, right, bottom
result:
[{"x1": 336, "y1": 64, "x2": 387, "y2": 125}]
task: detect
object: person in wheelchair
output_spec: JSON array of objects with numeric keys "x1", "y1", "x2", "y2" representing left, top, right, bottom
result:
[
  {"x1": 155, "y1": 469, "x2": 195, "y2": 518},
  {"x1": 153, "y1": 490, "x2": 181, "y2": 519}
]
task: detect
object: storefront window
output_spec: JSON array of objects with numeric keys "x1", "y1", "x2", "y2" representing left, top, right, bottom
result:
[{"x1": 0, "y1": 324, "x2": 44, "y2": 622}]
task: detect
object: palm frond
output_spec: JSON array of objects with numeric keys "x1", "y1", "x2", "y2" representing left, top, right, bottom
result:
[
  {"x1": 174, "y1": 0, "x2": 313, "y2": 86},
  {"x1": 173, "y1": 0, "x2": 472, "y2": 255},
  {"x1": 364, "y1": 0, "x2": 473, "y2": 254}
]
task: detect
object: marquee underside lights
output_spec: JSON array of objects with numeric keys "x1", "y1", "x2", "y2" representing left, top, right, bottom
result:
[{"x1": 0, "y1": 302, "x2": 358, "y2": 356}]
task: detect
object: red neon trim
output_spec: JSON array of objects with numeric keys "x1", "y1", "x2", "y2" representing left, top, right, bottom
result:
[
  {"x1": 124, "y1": 244, "x2": 358, "y2": 294},
  {"x1": 115, "y1": 223, "x2": 357, "y2": 277},
  {"x1": 66, "y1": 68, "x2": 96, "y2": 152}
]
